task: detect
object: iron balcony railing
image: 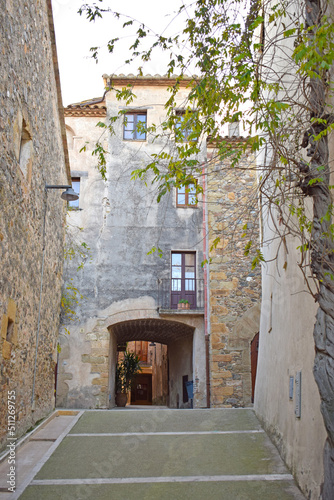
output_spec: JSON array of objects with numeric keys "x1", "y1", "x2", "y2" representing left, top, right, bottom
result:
[{"x1": 158, "y1": 278, "x2": 205, "y2": 311}]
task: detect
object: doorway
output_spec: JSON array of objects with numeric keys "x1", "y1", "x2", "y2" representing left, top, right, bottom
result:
[
  {"x1": 131, "y1": 373, "x2": 153, "y2": 405},
  {"x1": 171, "y1": 252, "x2": 196, "y2": 309},
  {"x1": 251, "y1": 332, "x2": 259, "y2": 403}
]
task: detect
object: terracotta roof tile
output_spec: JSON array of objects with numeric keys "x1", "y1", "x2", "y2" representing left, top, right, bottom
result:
[{"x1": 103, "y1": 73, "x2": 198, "y2": 87}]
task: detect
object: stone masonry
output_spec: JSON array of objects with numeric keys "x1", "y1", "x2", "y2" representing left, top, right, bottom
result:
[
  {"x1": 0, "y1": 0, "x2": 70, "y2": 449},
  {"x1": 206, "y1": 140, "x2": 261, "y2": 407}
]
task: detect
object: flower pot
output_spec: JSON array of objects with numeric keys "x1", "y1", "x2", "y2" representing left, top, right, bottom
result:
[
  {"x1": 178, "y1": 302, "x2": 190, "y2": 310},
  {"x1": 115, "y1": 392, "x2": 128, "y2": 407}
]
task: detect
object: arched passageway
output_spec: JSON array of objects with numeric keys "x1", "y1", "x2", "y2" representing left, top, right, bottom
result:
[
  {"x1": 108, "y1": 318, "x2": 196, "y2": 409},
  {"x1": 57, "y1": 297, "x2": 206, "y2": 410},
  {"x1": 110, "y1": 317, "x2": 194, "y2": 344}
]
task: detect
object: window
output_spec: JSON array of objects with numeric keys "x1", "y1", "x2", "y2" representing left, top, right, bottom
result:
[
  {"x1": 228, "y1": 121, "x2": 240, "y2": 137},
  {"x1": 68, "y1": 177, "x2": 80, "y2": 209},
  {"x1": 19, "y1": 121, "x2": 32, "y2": 178},
  {"x1": 175, "y1": 110, "x2": 199, "y2": 142},
  {"x1": 171, "y1": 252, "x2": 196, "y2": 309},
  {"x1": 123, "y1": 112, "x2": 147, "y2": 141},
  {"x1": 133, "y1": 341, "x2": 148, "y2": 363},
  {"x1": 176, "y1": 183, "x2": 197, "y2": 207},
  {"x1": 175, "y1": 110, "x2": 190, "y2": 142}
]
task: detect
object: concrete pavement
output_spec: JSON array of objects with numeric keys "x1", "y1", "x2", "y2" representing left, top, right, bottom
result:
[{"x1": 0, "y1": 407, "x2": 305, "y2": 499}]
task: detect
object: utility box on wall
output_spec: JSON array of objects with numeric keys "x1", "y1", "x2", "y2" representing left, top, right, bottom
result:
[{"x1": 295, "y1": 371, "x2": 302, "y2": 418}]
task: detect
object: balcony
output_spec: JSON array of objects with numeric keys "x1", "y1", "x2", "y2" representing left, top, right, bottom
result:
[{"x1": 158, "y1": 278, "x2": 205, "y2": 315}]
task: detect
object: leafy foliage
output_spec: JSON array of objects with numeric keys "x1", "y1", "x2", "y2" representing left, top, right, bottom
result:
[
  {"x1": 61, "y1": 223, "x2": 91, "y2": 326},
  {"x1": 60, "y1": 280, "x2": 84, "y2": 324},
  {"x1": 78, "y1": 0, "x2": 334, "y2": 276},
  {"x1": 116, "y1": 351, "x2": 142, "y2": 393}
]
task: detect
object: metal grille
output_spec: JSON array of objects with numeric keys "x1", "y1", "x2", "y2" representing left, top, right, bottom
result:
[{"x1": 158, "y1": 278, "x2": 205, "y2": 311}]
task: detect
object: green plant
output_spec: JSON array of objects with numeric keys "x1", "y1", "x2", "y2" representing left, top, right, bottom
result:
[
  {"x1": 115, "y1": 351, "x2": 142, "y2": 393},
  {"x1": 178, "y1": 299, "x2": 189, "y2": 304},
  {"x1": 61, "y1": 224, "x2": 91, "y2": 324}
]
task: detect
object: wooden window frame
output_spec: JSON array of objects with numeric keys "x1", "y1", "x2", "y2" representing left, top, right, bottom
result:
[
  {"x1": 176, "y1": 182, "x2": 198, "y2": 208},
  {"x1": 123, "y1": 112, "x2": 147, "y2": 141},
  {"x1": 171, "y1": 251, "x2": 197, "y2": 309}
]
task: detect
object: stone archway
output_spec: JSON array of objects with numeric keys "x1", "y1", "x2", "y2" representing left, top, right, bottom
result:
[
  {"x1": 108, "y1": 317, "x2": 195, "y2": 409},
  {"x1": 56, "y1": 296, "x2": 206, "y2": 410}
]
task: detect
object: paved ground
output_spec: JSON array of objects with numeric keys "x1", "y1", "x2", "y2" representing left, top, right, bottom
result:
[{"x1": 0, "y1": 407, "x2": 305, "y2": 499}]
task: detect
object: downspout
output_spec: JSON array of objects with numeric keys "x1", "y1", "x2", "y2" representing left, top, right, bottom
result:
[
  {"x1": 31, "y1": 190, "x2": 48, "y2": 408},
  {"x1": 202, "y1": 160, "x2": 211, "y2": 408}
]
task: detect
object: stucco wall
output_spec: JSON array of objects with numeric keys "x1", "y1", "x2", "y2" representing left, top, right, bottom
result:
[
  {"x1": 255, "y1": 226, "x2": 326, "y2": 499},
  {"x1": 63, "y1": 84, "x2": 205, "y2": 318},
  {"x1": 0, "y1": 0, "x2": 68, "y2": 449},
  {"x1": 168, "y1": 336, "x2": 193, "y2": 408},
  {"x1": 253, "y1": 1, "x2": 328, "y2": 497}
]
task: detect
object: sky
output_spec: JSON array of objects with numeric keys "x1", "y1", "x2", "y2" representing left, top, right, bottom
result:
[{"x1": 51, "y1": 0, "x2": 188, "y2": 106}]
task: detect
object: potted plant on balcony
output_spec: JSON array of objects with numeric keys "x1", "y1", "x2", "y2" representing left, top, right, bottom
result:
[
  {"x1": 178, "y1": 299, "x2": 190, "y2": 310},
  {"x1": 115, "y1": 350, "x2": 141, "y2": 407}
]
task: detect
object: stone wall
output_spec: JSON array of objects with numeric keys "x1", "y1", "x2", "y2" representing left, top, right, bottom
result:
[
  {"x1": 0, "y1": 0, "x2": 69, "y2": 449},
  {"x1": 206, "y1": 141, "x2": 261, "y2": 407}
]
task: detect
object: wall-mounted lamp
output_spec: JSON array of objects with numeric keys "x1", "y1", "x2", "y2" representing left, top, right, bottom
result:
[
  {"x1": 31, "y1": 183, "x2": 79, "y2": 409},
  {"x1": 149, "y1": 342, "x2": 156, "y2": 347},
  {"x1": 45, "y1": 184, "x2": 79, "y2": 202}
]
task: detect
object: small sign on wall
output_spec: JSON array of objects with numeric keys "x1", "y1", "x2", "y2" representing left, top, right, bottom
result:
[
  {"x1": 295, "y1": 371, "x2": 302, "y2": 418},
  {"x1": 289, "y1": 376, "x2": 294, "y2": 400}
]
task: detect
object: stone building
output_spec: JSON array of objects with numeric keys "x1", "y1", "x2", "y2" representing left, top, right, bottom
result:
[
  {"x1": 0, "y1": 0, "x2": 70, "y2": 449},
  {"x1": 58, "y1": 75, "x2": 207, "y2": 409},
  {"x1": 57, "y1": 74, "x2": 261, "y2": 410}
]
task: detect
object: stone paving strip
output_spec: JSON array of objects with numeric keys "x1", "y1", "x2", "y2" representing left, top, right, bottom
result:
[
  {"x1": 0, "y1": 410, "x2": 82, "y2": 500},
  {"x1": 19, "y1": 481, "x2": 305, "y2": 500},
  {"x1": 16, "y1": 408, "x2": 305, "y2": 499},
  {"x1": 68, "y1": 430, "x2": 265, "y2": 437}
]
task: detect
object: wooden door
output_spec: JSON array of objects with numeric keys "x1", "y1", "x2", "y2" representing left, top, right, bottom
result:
[
  {"x1": 131, "y1": 374, "x2": 152, "y2": 405},
  {"x1": 251, "y1": 332, "x2": 259, "y2": 403}
]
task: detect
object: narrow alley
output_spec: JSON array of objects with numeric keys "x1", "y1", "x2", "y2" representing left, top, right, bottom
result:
[{"x1": 1, "y1": 408, "x2": 305, "y2": 499}]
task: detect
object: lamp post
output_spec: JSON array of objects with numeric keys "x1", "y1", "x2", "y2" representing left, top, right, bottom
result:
[{"x1": 31, "y1": 184, "x2": 79, "y2": 408}]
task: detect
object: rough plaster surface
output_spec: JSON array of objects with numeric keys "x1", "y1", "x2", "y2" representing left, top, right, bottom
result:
[{"x1": 255, "y1": 219, "x2": 326, "y2": 499}]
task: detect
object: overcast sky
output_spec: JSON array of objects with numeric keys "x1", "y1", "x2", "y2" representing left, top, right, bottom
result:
[{"x1": 51, "y1": 0, "x2": 188, "y2": 106}]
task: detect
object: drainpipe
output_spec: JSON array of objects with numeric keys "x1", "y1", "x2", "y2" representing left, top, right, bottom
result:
[
  {"x1": 31, "y1": 191, "x2": 48, "y2": 408},
  {"x1": 202, "y1": 160, "x2": 211, "y2": 408},
  {"x1": 31, "y1": 185, "x2": 77, "y2": 409}
]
